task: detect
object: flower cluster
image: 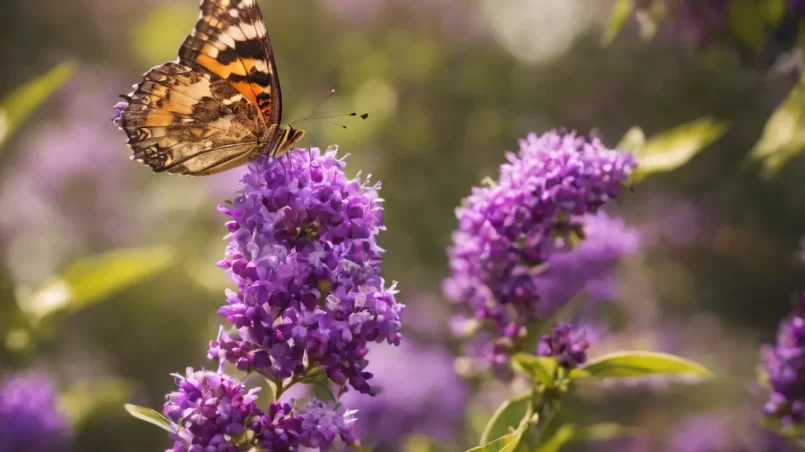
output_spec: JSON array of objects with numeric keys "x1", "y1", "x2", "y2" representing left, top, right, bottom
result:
[
  {"x1": 444, "y1": 131, "x2": 636, "y2": 372},
  {"x1": 210, "y1": 147, "x2": 403, "y2": 394},
  {"x1": 762, "y1": 293, "x2": 805, "y2": 426},
  {"x1": 0, "y1": 373, "x2": 70, "y2": 451},
  {"x1": 165, "y1": 368, "x2": 356, "y2": 451},
  {"x1": 538, "y1": 323, "x2": 590, "y2": 369}
]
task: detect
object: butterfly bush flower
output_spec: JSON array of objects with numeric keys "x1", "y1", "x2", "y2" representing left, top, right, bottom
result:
[
  {"x1": 209, "y1": 147, "x2": 403, "y2": 394},
  {"x1": 762, "y1": 293, "x2": 805, "y2": 427},
  {"x1": 165, "y1": 368, "x2": 356, "y2": 451},
  {"x1": 0, "y1": 373, "x2": 71, "y2": 451},
  {"x1": 339, "y1": 341, "x2": 467, "y2": 447},
  {"x1": 538, "y1": 323, "x2": 590, "y2": 369},
  {"x1": 444, "y1": 131, "x2": 636, "y2": 374}
]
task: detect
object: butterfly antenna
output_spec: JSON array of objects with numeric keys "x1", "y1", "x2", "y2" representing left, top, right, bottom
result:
[{"x1": 295, "y1": 89, "x2": 337, "y2": 124}]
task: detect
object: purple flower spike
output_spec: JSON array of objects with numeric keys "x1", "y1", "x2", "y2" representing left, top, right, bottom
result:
[
  {"x1": 444, "y1": 130, "x2": 636, "y2": 373},
  {"x1": 164, "y1": 368, "x2": 262, "y2": 451},
  {"x1": 762, "y1": 293, "x2": 805, "y2": 426},
  {"x1": 0, "y1": 373, "x2": 71, "y2": 451},
  {"x1": 538, "y1": 322, "x2": 590, "y2": 368},
  {"x1": 211, "y1": 147, "x2": 403, "y2": 394}
]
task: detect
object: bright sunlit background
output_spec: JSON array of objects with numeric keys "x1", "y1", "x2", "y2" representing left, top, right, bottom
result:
[{"x1": 2, "y1": 0, "x2": 805, "y2": 450}]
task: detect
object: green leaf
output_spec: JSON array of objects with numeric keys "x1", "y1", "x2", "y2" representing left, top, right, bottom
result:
[
  {"x1": 601, "y1": 0, "x2": 634, "y2": 46},
  {"x1": 748, "y1": 77, "x2": 805, "y2": 177},
  {"x1": 403, "y1": 435, "x2": 445, "y2": 452},
  {"x1": 480, "y1": 393, "x2": 532, "y2": 446},
  {"x1": 631, "y1": 117, "x2": 728, "y2": 182},
  {"x1": 575, "y1": 351, "x2": 712, "y2": 379},
  {"x1": 761, "y1": 0, "x2": 787, "y2": 26},
  {"x1": 123, "y1": 404, "x2": 176, "y2": 433},
  {"x1": 536, "y1": 424, "x2": 576, "y2": 452},
  {"x1": 512, "y1": 354, "x2": 558, "y2": 386},
  {"x1": 615, "y1": 127, "x2": 646, "y2": 154},
  {"x1": 536, "y1": 423, "x2": 632, "y2": 452},
  {"x1": 469, "y1": 420, "x2": 529, "y2": 452},
  {"x1": 728, "y1": 2, "x2": 766, "y2": 53},
  {"x1": 19, "y1": 247, "x2": 174, "y2": 322},
  {"x1": 0, "y1": 62, "x2": 75, "y2": 148}
]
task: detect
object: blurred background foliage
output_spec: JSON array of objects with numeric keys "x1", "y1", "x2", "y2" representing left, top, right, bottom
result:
[{"x1": 2, "y1": 0, "x2": 805, "y2": 450}]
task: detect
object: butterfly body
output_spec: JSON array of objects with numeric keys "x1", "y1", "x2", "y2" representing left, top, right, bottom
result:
[{"x1": 115, "y1": 0, "x2": 304, "y2": 176}]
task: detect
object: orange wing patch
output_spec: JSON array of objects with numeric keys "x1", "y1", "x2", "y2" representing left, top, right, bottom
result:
[
  {"x1": 116, "y1": 62, "x2": 263, "y2": 175},
  {"x1": 179, "y1": 0, "x2": 282, "y2": 126}
]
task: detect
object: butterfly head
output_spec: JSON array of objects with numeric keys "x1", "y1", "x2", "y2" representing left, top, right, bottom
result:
[{"x1": 275, "y1": 125, "x2": 306, "y2": 157}]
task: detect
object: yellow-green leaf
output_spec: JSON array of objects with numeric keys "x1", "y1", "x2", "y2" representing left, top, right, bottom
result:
[
  {"x1": 124, "y1": 404, "x2": 176, "y2": 433},
  {"x1": 0, "y1": 62, "x2": 75, "y2": 148},
  {"x1": 631, "y1": 117, "x2": 728, "y2": 181},
  {"x1": 576, "y1": 351, "x2": 712, "y2": 379},
  {"x1": 761, "y1": 0, "x2": 787, "y2": 26},
  {"x1": 536, "y1": 424, "x2": 576, "y2": 452},
  {"x1": 748, "y1": 77, "x2": 805, "y2": 177},
  {"x1": 19, "y1": 247, "x2": 174, "y2": 322},
  {"x1": 480, "y1": 393, "x2": 531, "y2": 446},
  {"x1": 728, "y1": 2, "x2": 766, "y2": 54},
  {"x1": 469, "y1": 419, "x2": 529, "y2": 452},
  {"x1": 615, "y1": 126, "x2": 646, "y2": 154},
  {"x1": 601, "y1": 0, "x2": 634, "y2": 46},
  {"x1": 512, "y1": 354, "x2": 557, "y2": 387}
]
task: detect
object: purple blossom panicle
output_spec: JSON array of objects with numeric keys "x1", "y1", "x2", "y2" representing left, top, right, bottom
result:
[
  {"x1": 340, "y1": 341, "x2": 467, "y2": 447},
  {"x1": 538, "y1": 323, "x2": 590, "y2": 368},
  {"x1": 210, "y1": 147, "x2": 403, "y2": 395},
  {"x1": 667, "y1": 413, "x2": 791, "y2": 452},
  {"x1": 163, "y1": 368, "x2": 358, "y2": 451},
  {"x1": 164, "y1": 368, "x2": 262, "y2": 451},
  {"x1": 0, "y1": 373, "x2": 70, "y2": 452},
  {"x1": 762, "y1": 293, "x2": 805, "y2": 427},
  {"x1": 444, "y1": 131, "x2": 636, "y2": 372}
]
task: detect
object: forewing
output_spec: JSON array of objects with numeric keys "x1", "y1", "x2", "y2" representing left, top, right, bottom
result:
[
  {"x1": 118, "y1": 62, "x2": 262, "y2": 176},
  {"x1": 179, "y1": 0, "x2": 282, "y2": 126}
]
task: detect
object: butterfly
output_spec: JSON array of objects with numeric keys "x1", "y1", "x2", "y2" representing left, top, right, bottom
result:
[{"x1": 114, "y1": 0, "x2": 305, "y2": 175}]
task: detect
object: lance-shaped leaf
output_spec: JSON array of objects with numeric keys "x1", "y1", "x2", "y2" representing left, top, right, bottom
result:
[
  {"x1": 124, "y1": 404, "x2": 176, "y2": 434},
  {"x1": 748, "y1": 77, "x2": 805, "y2": 177},
  {"x1": 480, "y1": 393, "x2": 532, "y2": 446},
  {"x1": 18, "y1": 247, "x2": 174, "y2": 323},
  {"x1": 628, "y1": 117, "x2": 728, "y2": 182},
  {"x1": 571, "y1": 351, "x2": 712, "y2": 379},
  {"x1": 469, "y1": 417, "x2": 530, "y2": 452},
  {"x1": 0, "y1": 62, "x2": 75, "y2": 149},
  {"x1": 601, "y1": 0, "x2": 634, "y2": 46}
]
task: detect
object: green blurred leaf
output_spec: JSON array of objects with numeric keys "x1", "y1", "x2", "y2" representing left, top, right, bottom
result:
[
  {"x1": 573, "y1": 351, "x2": 712, "y2": 379},
  {"x1": 480, "y1": 393, "x2": 531, "y2": 446},
  {"x1": 536, "y1": 424, "x2": 576, "y2": 452},
  {"x1": 512, "y1": 354, "x2": 557, "y2": 386},
  {"x1": 615, "y1": 126, "x2": 646, "y2": 153},
  {"x1": 631, "y1": 117, "x2": 728, "y2": 181},
  {"x1": 728, "y1": 2, "x2": 766, "y2": 53},
  {"x1": 61, "y1": 379, "x2": 131, "y2": 430},
  {"x1": 403, "y1": 435, "x2": 445, "y2": 452},
  {"x1": 469, "y1": 419, "x2": 529, "y2": 452},
  {"x1": 123, "y1": 404, "x2": 175, "y2": 434},
  {"x1": 748, "y1": 77, "x2": 805, "y2": 177},
  {"x1": 536, "y1": 423, "x2": 632, "y2": 452},
  {"x1": 761, "y1": 0, "x2": 787, "y2": 26},
  {"x1": 601, "y1": 0, "x2": 634, "y2": 46},
  {"x1": 0, "y1": 62, "x2": 75, "y2": 148},
  {"x1": 19, "y1": 247, "x2": 174, "y2": 323}
]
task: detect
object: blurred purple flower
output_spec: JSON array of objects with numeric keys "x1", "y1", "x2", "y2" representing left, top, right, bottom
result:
[
  {"x1": 210, "y1": 147, "x2": 403, "y2": 395},
  {"x1": 339, "y1": 341, "x2": 467, "y2": 447},
  {"x1": 538, "y1": 322, "x2": 590, "y2": 368},
  {"x1": 0, "y1": 373, "x2": 70, "y2": 452},
  {"x1": 762, "y1": 293, "x2": 805, "y2": 426},
  {"x1": 444, "y1": 130, "x2": 636, "y2": 371},
  {"x1": 667, "y1": 413, "x2": 789, "y2": 452},
  {"x1": 534, "y1": 211, "x2": 640, "y2": 315}
]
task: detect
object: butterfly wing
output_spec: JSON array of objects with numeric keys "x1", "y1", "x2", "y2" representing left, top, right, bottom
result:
[
  {"x1": 117, "y1": 62, "x2": 263, "y2": 175},
  {"x1": 179, "y1": 0, "x2": 282, "y2": 127}
]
